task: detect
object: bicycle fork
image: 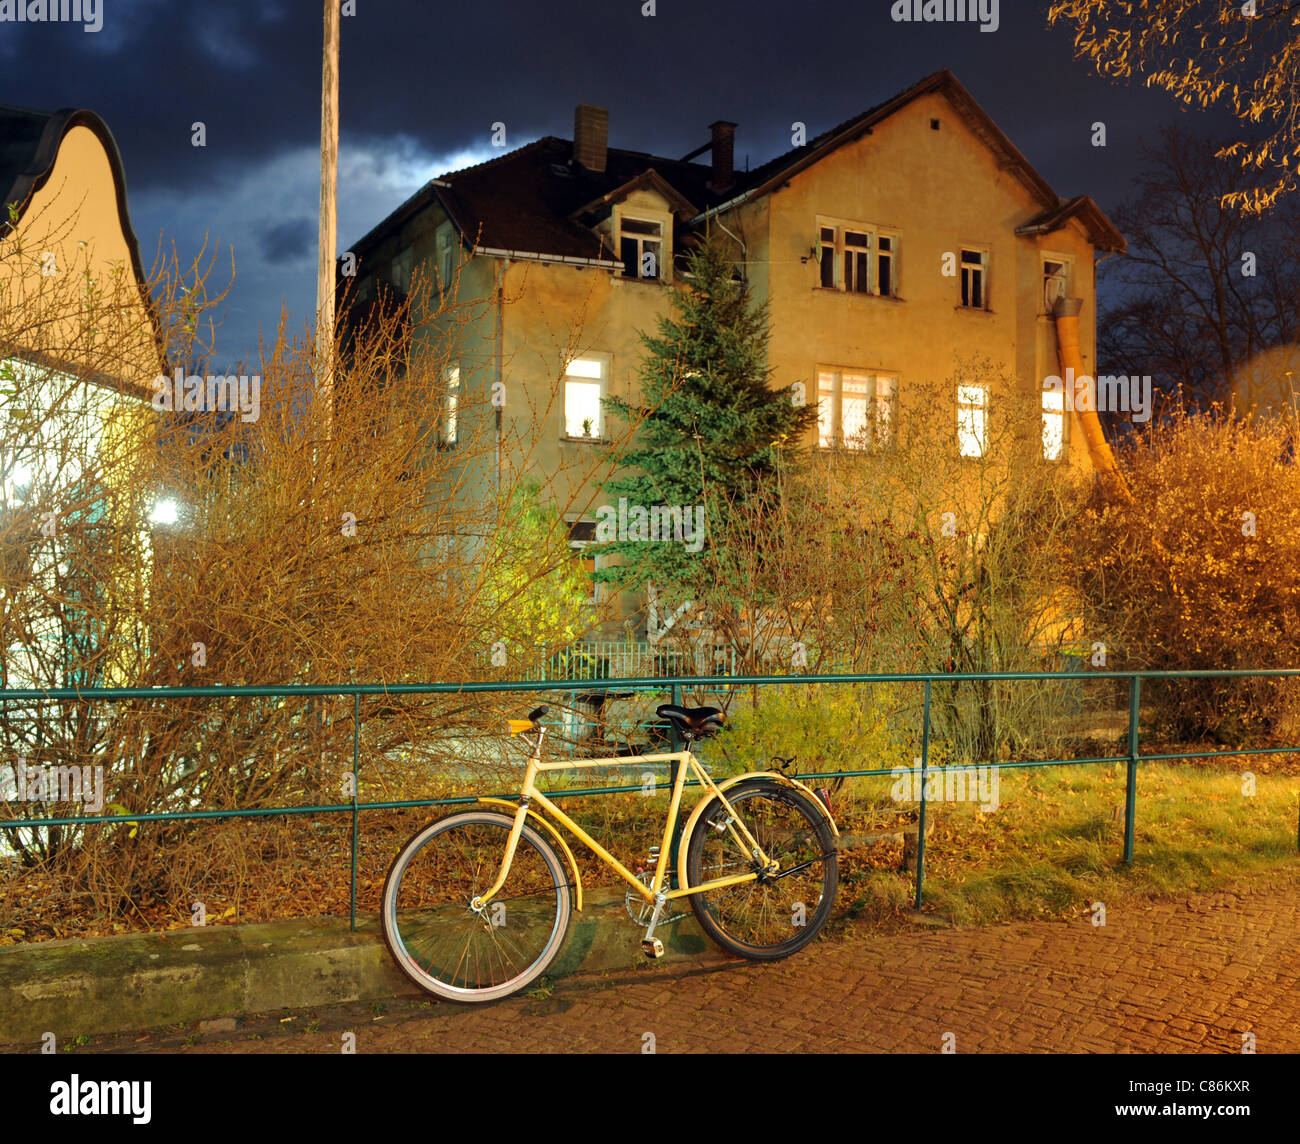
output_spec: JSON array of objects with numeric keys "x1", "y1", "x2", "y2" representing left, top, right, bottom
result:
[{"x1": 473, "y1": 733, "x2": 546, "y2": 914}]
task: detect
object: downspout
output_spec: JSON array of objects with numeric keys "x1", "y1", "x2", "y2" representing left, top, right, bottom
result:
[{"x1": 1052, "y1": 295, "x2": 1130, "y2": 502}]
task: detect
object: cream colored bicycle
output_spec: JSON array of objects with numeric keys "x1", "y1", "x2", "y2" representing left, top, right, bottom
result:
[{"x1": 381, "y1": 703, "x2": 839, "y2": 1003}]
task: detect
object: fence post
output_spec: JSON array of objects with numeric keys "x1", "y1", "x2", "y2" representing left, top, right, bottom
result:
[
  {"x1": 350, "y1": 690, "x2": 361, "y2": 931},
  {"x1": 914, "y1": 679, "x2": 931, "y2": 910},
  {"x1": 1123, "y1": 675, "x2": 1141, "y2": 866}
]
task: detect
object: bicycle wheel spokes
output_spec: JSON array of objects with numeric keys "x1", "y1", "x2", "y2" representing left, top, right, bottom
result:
[
  {"x1": 690, "y1": 783, "x2": 836, "y2": 957},
  {"x1": 384, "y1": 813, "x2": 570, "y2": 1000}
]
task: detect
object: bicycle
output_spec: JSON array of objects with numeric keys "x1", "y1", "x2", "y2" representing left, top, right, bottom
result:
[{"x1": 380, "y1": 702, "x2": 840, "y2": 1002}]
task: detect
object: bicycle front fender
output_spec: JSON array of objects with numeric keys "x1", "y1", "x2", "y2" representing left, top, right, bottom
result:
[
  {"x1": 476, "y1": 797, "x2": 584, "y2": 912},
  {"x1": 676, "y1": 771, "x2": 840, "y2": 892}
]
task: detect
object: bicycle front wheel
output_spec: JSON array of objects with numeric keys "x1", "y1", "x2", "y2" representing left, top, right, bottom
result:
[
  {"x1": 381, "y1": 810, "x2": 572, "y2": 1003},
  {"x1": 685, "y1": 779, "x2": 837, "y2": 961}
]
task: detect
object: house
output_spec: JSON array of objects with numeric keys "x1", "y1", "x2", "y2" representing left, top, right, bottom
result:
[
  {"x1": 0, "y1": 104, "x2": 163, "y2": 688},
  {"x1": 340, "y1": 69, "x2": 1124, "y2": 643}
]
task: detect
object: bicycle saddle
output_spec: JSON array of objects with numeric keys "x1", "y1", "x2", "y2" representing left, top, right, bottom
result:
[{"x1": 656, "y1": 704, "x2": 725, "y2": 739}]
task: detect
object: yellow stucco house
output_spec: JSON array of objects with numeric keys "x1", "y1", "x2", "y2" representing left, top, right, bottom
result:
[
  {"x1": 0, "y1": 104, "x2": 162, "y2": 687},
  {"x1": 342, "y1": 70, "x2": 1124, "y2": 644}
]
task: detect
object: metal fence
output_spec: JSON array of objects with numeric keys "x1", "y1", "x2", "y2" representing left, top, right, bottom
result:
[{"x1": 2, "y1": 668, "x2": 1299, "y2": 931}]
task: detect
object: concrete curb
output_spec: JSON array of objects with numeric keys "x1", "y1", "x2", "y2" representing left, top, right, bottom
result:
[{"x1": 0, "y1": 890, "x2": 709, "y2": 1046}]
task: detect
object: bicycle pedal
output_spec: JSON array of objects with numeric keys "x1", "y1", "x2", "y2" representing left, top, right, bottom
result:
[{"x1": 641, "y1": 938, "x2": 664, "y2": 959}]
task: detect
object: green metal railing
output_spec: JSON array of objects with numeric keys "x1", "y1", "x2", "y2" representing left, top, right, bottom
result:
[{"x1": 2, "y1": 668, "x2": 1299, "y2": 928}]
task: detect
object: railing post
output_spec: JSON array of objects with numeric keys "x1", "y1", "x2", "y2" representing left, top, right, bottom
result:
[
  {"x1": 1123, "y1": 675, "x2": 1140, "y2": 866},
  {"x1": 914, "y1": 679, "x2": 931, "y2": 910},
  {"x1": 350, "y1": 690, "x2": 361, "y2": 931},
  {"x1": 668, "y1": 681, "x2": 683, "y2": 887}
]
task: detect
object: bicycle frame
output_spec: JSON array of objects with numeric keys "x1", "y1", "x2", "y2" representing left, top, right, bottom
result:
[{"x1": 474, "y1": 725, "x2": 779, "y2": 910}]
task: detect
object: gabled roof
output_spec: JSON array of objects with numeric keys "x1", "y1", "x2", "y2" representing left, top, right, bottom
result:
[
  {"x1": 348, "y1": 69, "x2": 1124, "y2": 262},
  {"x1": 349, "y1": 135, "x2": 727, "y2": 262},
  {"x1": 1016, "y1": 195, "x2": 1126, "y2": 253},
  {"x1": 0, "y1": 103, "x2": 163, "y2": 386},
  {"x1": 0, "y1": 104, "x2": 150, "y2": 276}
]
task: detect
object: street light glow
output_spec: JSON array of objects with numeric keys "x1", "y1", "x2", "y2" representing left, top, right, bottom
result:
[{"x1": 150, "y1": 498, "x2": 179, "y2": 526}]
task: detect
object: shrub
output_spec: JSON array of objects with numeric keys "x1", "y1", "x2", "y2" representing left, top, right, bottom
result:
[{"x1": 1073, "y1": 406, "x2": 1300, "y2": 741}]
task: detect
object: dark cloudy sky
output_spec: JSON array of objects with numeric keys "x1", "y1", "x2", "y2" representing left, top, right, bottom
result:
[{"x1": 3, "y1": 0, "x2": 1237, "y2": 370}]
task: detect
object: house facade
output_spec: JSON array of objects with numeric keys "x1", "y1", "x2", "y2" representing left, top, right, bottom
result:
[
  {"x1": 0, "y1": 105, "x2": 162, "y2": 689},
  {"x1": 341, "y1": 70, "x2": 1124, "y2": 641}
]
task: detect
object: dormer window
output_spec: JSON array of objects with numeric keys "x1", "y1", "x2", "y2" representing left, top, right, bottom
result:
[{"x1": 619, "y1": 215, "x2": 664, "y2": 281}]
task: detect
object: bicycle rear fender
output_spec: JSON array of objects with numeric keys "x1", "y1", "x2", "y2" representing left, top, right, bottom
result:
[
  {"x1": 475, "y1": 797, "x2": 584, "y2": 912},
  {"x1": 676, "y1": 771, "x2": 840, "y2": 892}
]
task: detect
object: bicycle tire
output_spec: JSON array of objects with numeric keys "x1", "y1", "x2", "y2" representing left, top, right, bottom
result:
[
  {"x1": 684, "y1": 779, "x2": 837, "y2": 961},
  {"x1": 381, "y1": 810, "x2": 572, "y2": 1003}
]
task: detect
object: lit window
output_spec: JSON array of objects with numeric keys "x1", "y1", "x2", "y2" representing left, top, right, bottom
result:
[
  {"x1": 619, "y1": 216, "x2": 663, "y2": 281},
  {"x1": 565, "y1": 357, "x2": 606, "y2": 438},
  {"x1": 444, "y1": 365, "x2": 459, "y2": 445},
  {"x1": 817, "y1": 369, "x2": 898, "y2": 450},
  {"x1": 960, "y1": 249, "x2": 986, "y2": 309},
  {"x1": 1042, "y1": 387, "x2": 1065, "y2": 461},
  {"x1": 957, "y1": 384, "x2": 988, "y2": 457}
]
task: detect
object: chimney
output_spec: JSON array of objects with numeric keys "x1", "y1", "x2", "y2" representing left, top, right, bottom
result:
[
  {"x1": 709, "y1": 120, "x2": 736, "y2": 193},
  {"x1": 574, "y1": 104, "x2": 609, "y2": 173}
]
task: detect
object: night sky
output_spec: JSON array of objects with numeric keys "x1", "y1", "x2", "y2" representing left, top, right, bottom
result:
[{"x1": 3, "y1": 0, "x2": 1241, "y2": 370}]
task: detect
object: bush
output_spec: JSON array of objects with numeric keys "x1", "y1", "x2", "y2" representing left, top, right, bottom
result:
[
  {"x1": 717, "y1": 683, "x2": 920, "y2": 788},
  {"x1": 1073, "y1": 407, "x2": 1300, "y2": 742}
]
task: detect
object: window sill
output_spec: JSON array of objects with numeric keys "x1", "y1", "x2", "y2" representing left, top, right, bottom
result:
[
  {"x1": 812, "y1": 287, "x2": 903, "y2": 301},
  {"x1": 561, "y1": 435, "x2": 612, "y2": 445},
  {"x1": 613, "y1": 274, "x2": 667, "y2": 287},
  {"x1": 955, "y1": 305, "x2": 995, "y2": 314}
]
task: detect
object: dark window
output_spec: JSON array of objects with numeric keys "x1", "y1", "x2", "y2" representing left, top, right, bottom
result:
[
  {"x1": 819, "y1": 226, "x2": 836, "y2": 288},
  {"x1": 844, "y1": 231, "x2": 870, "y2": 293},
  {"x1": 878, "y1": 235, "x2": 893, "y2": 296},
  {"x1": 960, "y1": 249, "x2": 985, "y2": 309}
]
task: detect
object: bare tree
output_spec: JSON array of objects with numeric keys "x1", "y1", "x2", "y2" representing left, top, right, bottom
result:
[
  {"x1": 1048, "y1": 0, "x2": 1300, "y2": 212},
  {"x1": 1097, "y1": 126, "x2": 1300, "y2": 412}
]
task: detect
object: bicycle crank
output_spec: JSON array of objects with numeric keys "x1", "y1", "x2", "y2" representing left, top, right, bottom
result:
[{"x1": 625, "y1": 871, "x2": 688, "y2": 927}]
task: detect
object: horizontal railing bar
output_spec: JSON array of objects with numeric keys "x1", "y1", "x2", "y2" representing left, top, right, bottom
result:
[
  {"x1": 11, "y1": 742, "x2": 1293, "y2": 831},
  {"x1": 4, "y1": 666, "x2": 1300, "y2": 702}
]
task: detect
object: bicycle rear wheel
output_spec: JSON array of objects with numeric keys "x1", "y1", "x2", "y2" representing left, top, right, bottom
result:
[
  {"x1": 381, "y1": 810, "x2": 572, "y2": 1003},
  {"x1": 685, "y1": 779, "x2": 837, "y2": 961}
]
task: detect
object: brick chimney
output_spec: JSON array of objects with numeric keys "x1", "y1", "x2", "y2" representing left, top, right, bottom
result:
[
  {"x1": 574, "y1": 104, "x2": 609, "y2": 173},
  {"x1": 709, "y1": 120, "x2": 736, "y2": 193}
]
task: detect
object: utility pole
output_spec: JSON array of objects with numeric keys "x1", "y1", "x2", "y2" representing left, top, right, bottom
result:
[
  {"x1": 311, "y1": 0, "x2": 340, "y2": 797},
  {"x1": 316, "y1": 0, "x2": 340, "y2": 440}
]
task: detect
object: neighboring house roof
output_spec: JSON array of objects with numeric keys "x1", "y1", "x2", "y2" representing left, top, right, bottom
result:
[
  {"x1": 0, "y1": 103, "x2": 162, "y2": 388},
  {"x1": 347, "y1": 68, "x2": 1125, "y2": 264},
  {"x1": 0, "y1": 104, "x2": 150, "y2": 280}
]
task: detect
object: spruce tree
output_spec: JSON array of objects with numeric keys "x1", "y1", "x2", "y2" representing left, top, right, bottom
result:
[{"x1": 594, "y1": 236, "x2": 813, "y2": 602}]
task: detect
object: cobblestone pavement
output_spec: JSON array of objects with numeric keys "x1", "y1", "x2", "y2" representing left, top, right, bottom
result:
[{"x1": 93, "y1": 871, "x2": 1300, "y2": 1054}]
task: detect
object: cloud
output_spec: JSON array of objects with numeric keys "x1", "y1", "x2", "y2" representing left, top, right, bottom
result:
[
  {"x1": 129, "y1": 133, "x2": 514, "y2": 371},
  {"x1": 257, "y1": 217, "x2": 315, "y2": 264}
]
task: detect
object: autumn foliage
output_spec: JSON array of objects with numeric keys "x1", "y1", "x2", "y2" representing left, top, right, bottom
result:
[{"x1": 1073, "y1": 406, "x2": 1300, "y2": 740}]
